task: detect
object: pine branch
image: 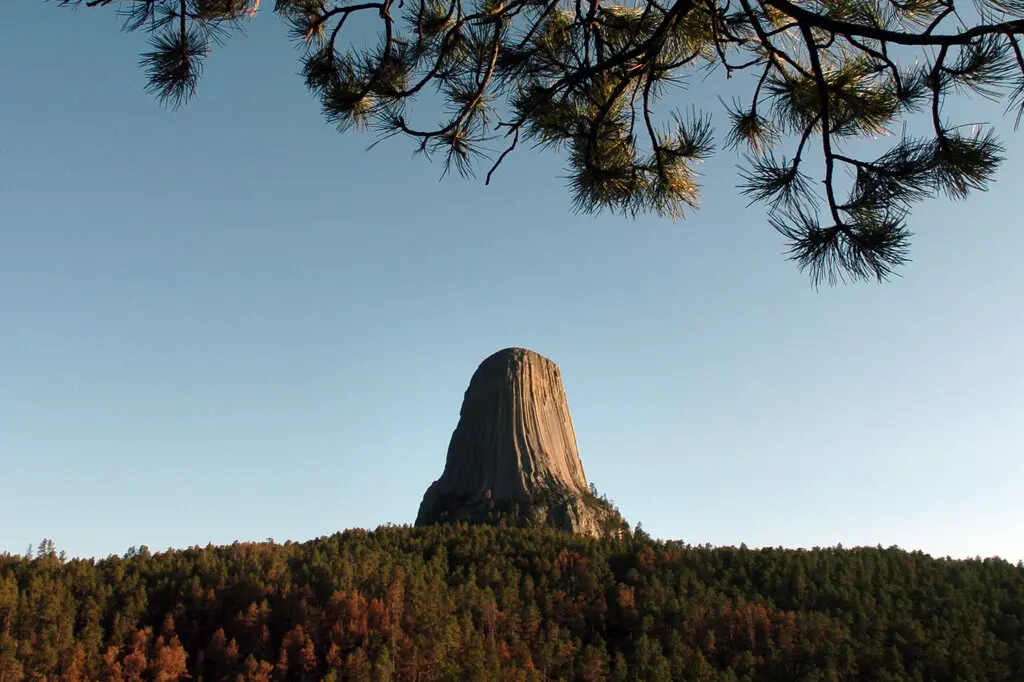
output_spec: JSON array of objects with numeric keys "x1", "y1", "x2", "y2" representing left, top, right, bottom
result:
[{"x1": 61, "y1": 0, "x2": 1024, "y2": 284}]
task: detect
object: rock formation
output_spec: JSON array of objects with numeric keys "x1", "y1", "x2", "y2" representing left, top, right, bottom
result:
[{"x1": 415, "y1": 347, "x2": 627, "y2": 537}]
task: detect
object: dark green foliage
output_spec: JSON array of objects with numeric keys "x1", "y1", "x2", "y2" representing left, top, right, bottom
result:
[
  {"x1": 54, "y1": 0, "x2": 1024, "y2": 285},
  {"x1": 2, "y1": 528, "x2": 1022, "y2": 680},
  {"x1": 419, "y1": 486, "x2": 631, "y2": 537}
]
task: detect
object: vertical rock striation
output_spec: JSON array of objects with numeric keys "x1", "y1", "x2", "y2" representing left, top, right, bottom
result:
[{"x1": 415, "y1": 347, "x2": 626, "y2": 537}]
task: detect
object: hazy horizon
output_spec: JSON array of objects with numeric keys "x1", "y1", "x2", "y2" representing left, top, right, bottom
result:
[{"x1": 1, "y1": 2, "x2": 1022, "y2": 563}]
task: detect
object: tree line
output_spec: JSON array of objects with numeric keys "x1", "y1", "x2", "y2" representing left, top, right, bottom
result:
[{"x1": 1, "y1": 526, "x2": 1022, "y2": 680}]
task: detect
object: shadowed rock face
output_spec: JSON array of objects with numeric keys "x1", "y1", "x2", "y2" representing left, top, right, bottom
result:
[{"x1": 415, "y1": 348, "x2": 626, "y2": 537}]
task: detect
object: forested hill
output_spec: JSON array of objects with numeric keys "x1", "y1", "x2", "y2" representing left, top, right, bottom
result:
[{"x1": 2, "y1": 526, "x2": 1022, "y2": 681}]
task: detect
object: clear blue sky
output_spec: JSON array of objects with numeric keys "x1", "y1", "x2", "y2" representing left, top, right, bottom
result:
[{"x1": 1, "y1": 1, "x2": 1021, "y2": 563}]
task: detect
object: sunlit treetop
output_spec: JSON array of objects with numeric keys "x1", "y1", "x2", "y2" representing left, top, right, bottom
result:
[{"x1": 58, "y1": 0, "x2": 1024, "y2": 284}]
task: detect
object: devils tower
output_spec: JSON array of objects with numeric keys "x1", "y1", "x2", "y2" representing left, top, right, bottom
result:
[{"x1": 415, "y1": 347, "x2": 627, "y2": 537}]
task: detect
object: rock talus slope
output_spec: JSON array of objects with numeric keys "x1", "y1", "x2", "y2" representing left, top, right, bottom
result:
[{"x1": 415, "y1": 348, "x2": 626, "y2": 537}]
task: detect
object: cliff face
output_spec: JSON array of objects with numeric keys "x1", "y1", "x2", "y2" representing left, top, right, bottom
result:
[{"x1": 415, "y1": 348, "x2": 626, "y2": 537}]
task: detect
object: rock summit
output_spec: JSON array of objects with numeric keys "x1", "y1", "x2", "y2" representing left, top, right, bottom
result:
[{"x1": 415, "y1": 347, "x2": 626, "y2": 537}]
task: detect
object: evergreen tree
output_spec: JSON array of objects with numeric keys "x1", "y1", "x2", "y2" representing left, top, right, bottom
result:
[
  {"x1": 53, "y1": 0, "x2": 1024, "y2": 283},
  {"x1": 1, "y1": 529, "x2": 1023, "y2": 679}
]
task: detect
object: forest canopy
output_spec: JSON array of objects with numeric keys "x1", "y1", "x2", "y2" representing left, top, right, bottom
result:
[
  {"x1": 53, "y1": 0, "x2": 1024, "y2": 284},
  {"x1": 2, "y1": 525, "x2": 1023, "y2": 680}
]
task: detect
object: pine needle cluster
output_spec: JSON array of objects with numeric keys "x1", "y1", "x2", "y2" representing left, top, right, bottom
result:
[{"x1": 57, "y1": 0, "x2": 1024, "y2": 283}]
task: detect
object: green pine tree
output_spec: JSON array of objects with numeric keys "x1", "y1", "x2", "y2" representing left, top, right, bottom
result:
[{"x1": 53, "y1": 0, "x2": 1024, "y2": 283}]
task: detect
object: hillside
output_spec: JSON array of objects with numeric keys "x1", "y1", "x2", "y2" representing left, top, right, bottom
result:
[{"x1": 1, "y1": 526, "x2": 1022, "y2": 681}]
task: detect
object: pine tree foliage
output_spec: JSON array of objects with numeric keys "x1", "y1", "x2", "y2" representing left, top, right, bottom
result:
[
  {"x1": 2, "y1": 528, "x2": 1024, "y2": 680},
  {"x1": 55, "y1": 0, "x2": 1024, "y2": 283}
]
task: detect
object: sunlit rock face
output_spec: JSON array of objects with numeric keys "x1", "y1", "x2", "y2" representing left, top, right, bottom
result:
[{"x1": 415, "y1": 348, "x2": 626, "y2": 537}]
